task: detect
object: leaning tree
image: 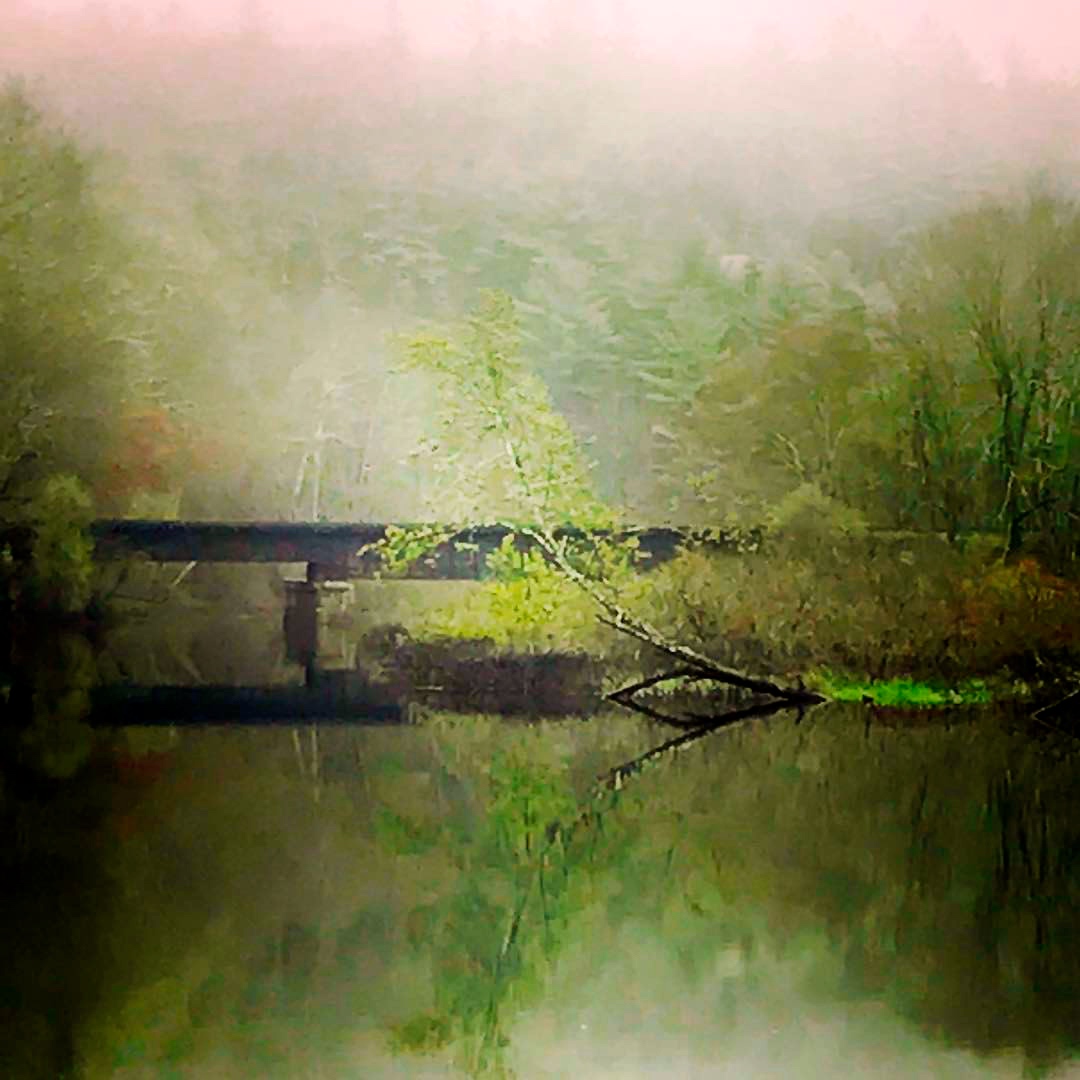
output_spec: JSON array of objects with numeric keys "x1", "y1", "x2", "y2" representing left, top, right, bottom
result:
[{"x1": 378, "y1": 289, "x2": 821, "y2": 709}]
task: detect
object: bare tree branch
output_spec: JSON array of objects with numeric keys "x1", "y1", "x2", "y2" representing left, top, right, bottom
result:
[{"x1": 522, "y1": 525, "x2": 824, "y2": 704}]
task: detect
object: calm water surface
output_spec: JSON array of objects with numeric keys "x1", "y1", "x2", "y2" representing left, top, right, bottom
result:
[{"x1": 4, "y1": 598, "x2": 1080, "y2": 1078}]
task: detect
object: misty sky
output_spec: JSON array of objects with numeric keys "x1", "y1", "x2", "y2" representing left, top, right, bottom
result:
[{"x1": 11, "y1": 0, "x2": 1080, "y2": 81}]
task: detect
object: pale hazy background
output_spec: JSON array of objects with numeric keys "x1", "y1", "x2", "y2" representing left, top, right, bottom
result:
[
  {"x1": 1, "y1": 0, "x2": 1077, "y2": 522},
  {"x1": 6, "y1": 0, "x2": 1079, "y2": 80}
]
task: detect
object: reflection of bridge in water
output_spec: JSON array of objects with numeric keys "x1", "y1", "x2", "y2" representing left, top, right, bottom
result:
[
  {"x1": 90, "y1": 650, "x2": 601, "y2": 727},
  {"x1": 88, "y1": 519, "x2": 752, "y2": 726},
  {"x1": 91, "y1": 677, "x2": 407, "y2": 726}
]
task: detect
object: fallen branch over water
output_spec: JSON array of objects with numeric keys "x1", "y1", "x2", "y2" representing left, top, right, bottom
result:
[
  {"x1": 595, "y1": 696, "x2": 806, "y2": 786},
  {"x1": 523, "y1": 525, "x2": 825, "y2": 706},
  {"x1": 1031, "y1": 687, "x2": 1080, "y2": 739}
]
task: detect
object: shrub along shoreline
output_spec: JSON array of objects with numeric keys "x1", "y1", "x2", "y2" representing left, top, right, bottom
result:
[
  {"x1": 380, "y1": 526, "x2": 1079, "y2": 713},
  {"x1": 635, "y1": 538, "x2": 1079, "y2": 709}
]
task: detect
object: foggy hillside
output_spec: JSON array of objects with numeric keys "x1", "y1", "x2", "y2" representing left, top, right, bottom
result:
[{"x1": 2, "y1": 1, "x2": 1078, "y2": 521}]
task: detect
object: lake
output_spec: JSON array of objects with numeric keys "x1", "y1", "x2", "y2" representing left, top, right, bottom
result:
[{"x1": 3, "y1": 587, "x2": 1080, "y2": 1078}]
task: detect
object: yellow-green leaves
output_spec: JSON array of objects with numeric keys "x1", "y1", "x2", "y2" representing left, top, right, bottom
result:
[{"x1": 396, "y1": 290, "x2": 615, "y2": 531}]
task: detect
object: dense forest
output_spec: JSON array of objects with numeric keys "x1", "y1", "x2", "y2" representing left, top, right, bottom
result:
[{"x1": 2, "y1": 5, "x2": 1080, "y2": 679}]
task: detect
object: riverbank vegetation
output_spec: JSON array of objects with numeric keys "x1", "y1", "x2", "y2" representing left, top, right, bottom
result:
[{"x1": 381, "y1": 287, "x2": 1080, "y2": 707}]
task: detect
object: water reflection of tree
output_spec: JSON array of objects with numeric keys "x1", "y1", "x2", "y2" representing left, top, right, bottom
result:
[
  {"x1": 0, "y1": 630, "x2": 119, "y2": 1078},
  {"x1": 46, "y1": 706, "x2": 1080, "y2": 1077},
  {"x1": 396, "y1": 698, "x2": 805, "y2": 1076},
  {"x1": 691, "y1": 708, "x2": 1080, "y2": 1077},
  {"x1": 403, "y1": 705, "x2": 1080, "y2": 1077}
]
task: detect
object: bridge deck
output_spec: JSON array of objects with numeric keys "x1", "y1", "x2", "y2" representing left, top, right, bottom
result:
[{"x1": 89, "y1": 520, "x2": 752, "y2": 580}]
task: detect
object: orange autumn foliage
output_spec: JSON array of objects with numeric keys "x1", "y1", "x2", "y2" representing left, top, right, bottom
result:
[
  {"x1": 97, "y1": 405, "x2": 185, "y2": 507},
  {"x1": 955, "y1": 557, "x2": 1080, "y2": 658}
]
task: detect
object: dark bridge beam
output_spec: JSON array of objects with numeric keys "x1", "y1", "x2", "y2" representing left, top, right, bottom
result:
[
  {"x1": 90, "y1": 520, "x2": 389, "y2": 567},
  {"x1": 89, "y1": 520, "x2": 757, "y2": 580}
]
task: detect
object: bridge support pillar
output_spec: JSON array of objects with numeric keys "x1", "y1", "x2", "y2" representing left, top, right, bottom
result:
[
  {"x1": 283, "y1": 565, "x2": 355, "y2": 674},
  {"x1": 284, "y1": 579, "x2": 319, "y2": 667}
]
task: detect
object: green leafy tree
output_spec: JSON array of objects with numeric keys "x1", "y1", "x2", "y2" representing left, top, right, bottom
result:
[
  {"x1": 0, "y1": 80, "x2": 233, "y2": 522},
  {"x1": 399, "y1": 289, "x2": 616, "y2": 532},
  {"x1": 22, "y1": 475, "x2": 95, "y2": 614},
  {"x1": 671, "y1": 285, "x2": 887, "y2": 526},
  {"x1": 0, "y1": 81, "x2": 133, "y2": 491},
  {"x1": 393, "y1": 291, "x2": 820, "y2": 704},
  {"x1": 890, "y1": 192, "x2": 1080, "y2": 555}
]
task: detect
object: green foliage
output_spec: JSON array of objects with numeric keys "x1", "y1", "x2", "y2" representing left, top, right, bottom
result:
[
  {"x1": 398, "y1": 290, "x2": 616, "y2": 531},
  {"x1": 767, "y1": 482, "x2": 869, "y2": 545},
  {"x1": 416, "y1": 539, "x2": 600, "y2": 650},
  {"x1": 668, "y1": 291, "x2": 889, "y2": 525},
  {"x1": 374, "y1": 291, "x2": 647, "y2": 650},
  {"x1": 23, "y1": 474, "x2": 95, "y2": 614},
  {"x1": 0, "y1": 82, "x2": 131, "y2": 490},
  {"x1": 810, "y1": 671, "x2": 992, "y2": 707},
  {"x1": 368, "y1": 524, "x2": 455, "y2": 578},
  {"x1": 663, "y1": 192, "x2": 1080, "y2": 569},
  {"x1": 633, "y1": 510, "x2": 1080, "y2": 692},
  {"x1": 373, "y1": 807, "x2": 441, "y2": 856},
  {"x1": 889, "y1": 193, "x2": 1080, "y2": 553},
  {"x1": 633, "y1": 539, "x2": 1065, "y2": 685},
  {"x1": 19, "y1": 631, "x2": 97, "y2": 779},
  {"x1": 0, "y1": 81, "x2": 233, "y2": 517},
  {"x1": 387, "y1": 1012, "x2": 453, "y2": 1055}
]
